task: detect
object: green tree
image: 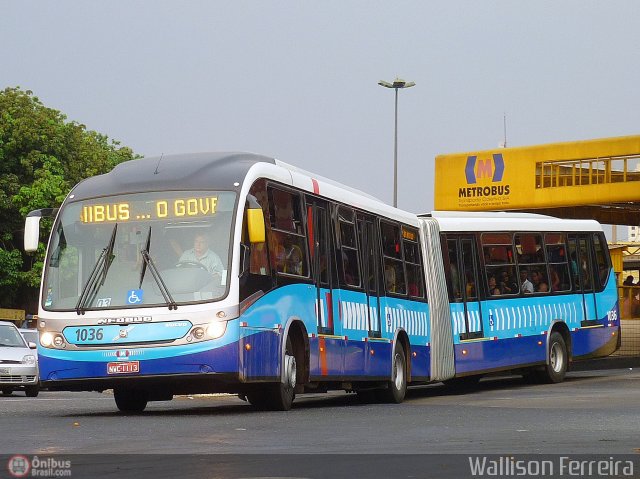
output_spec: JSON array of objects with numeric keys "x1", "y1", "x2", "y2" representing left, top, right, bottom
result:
[{"x1": 0, "y1": 87, "x2": 139, "y2": 311}]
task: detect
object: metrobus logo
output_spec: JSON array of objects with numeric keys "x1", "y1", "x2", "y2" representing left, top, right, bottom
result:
[{"x1": 465, "y1": 153, "x2": 505, "y2": 184}]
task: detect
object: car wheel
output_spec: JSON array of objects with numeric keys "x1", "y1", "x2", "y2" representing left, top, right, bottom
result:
[
  {"x1": 25, "y1": 385, "x2": 39, "y2": 398},
  {"x1": 2, "y1": 389, "x2": 13, "y2": 396}
]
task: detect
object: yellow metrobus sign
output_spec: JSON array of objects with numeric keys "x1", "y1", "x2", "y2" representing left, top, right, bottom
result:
[
  {"x1": 434, "y1": 135, "x2": 640, "y2": 212},
  {"x1": 0, "y1": 308, "x2": 25, "y2": 322}
]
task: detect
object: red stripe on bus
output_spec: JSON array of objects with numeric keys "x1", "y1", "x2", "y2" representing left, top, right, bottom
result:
[
  {"x1": 326, "y1": 292, "x2": 334, "y2": 330},
  {"x1": 319, "y1": 337, "x2": 328, "y2": 376}
]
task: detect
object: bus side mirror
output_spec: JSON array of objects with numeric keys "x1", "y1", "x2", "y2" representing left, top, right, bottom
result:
[
  {"x1": 24, "y1": 216, "x2": 41, "y2": 252},
  {"x1": 247, "y1": 208, "x2": 265, "y2": 244},
  {"x1": 24, "y1": 208, "x2": 58, "y2": 252}
]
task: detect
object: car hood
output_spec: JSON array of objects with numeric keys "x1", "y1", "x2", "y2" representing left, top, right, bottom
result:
[{"x1": 0, "y1": 346, "x2": 32, "y2": 361}]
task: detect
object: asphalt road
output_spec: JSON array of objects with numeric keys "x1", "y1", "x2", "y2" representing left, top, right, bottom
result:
[{"x1": 1, "y1": 369, "x2": 639, "y2": 478}]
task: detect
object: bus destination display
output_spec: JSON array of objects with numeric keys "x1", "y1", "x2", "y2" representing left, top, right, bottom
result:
[{"x1": 80, "y1": 196, "x2": 219, "y2": 223}]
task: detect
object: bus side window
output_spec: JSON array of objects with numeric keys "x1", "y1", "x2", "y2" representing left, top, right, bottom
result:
[
  {"x1": 592, "y1": 232, "x2": 610, "y2": 290},
  {"x1": 446, "y1": 239, "x2": 462, "y2": 302},
  {"x1": 337, "y1": 206, "x2": 361, "y2": 288},
  {"x1": 402, "y1": 226, "x2": 424, "y2": 298},
  {"x1": 380, "y1": 221, "x2": 406, "y2": 295},
  {"x1": 267, "y1": 186, "x2": 309, "y2": 278},
  {"x1": 545, "y1": 233, "x2": 570, "y2": 292}
]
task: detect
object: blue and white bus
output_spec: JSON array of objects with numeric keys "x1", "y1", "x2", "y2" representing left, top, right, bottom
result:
[{"x1": 24, "y1": 153, "x2": 620, "y2": 412}]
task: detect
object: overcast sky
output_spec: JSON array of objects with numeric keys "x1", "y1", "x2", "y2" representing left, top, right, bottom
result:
[{"x1": 3, "y1": 1, "x2": 639, "y2": 217}]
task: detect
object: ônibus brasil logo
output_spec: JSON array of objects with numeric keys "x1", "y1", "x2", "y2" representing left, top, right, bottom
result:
[
  {"x1": 7, "y1": 455, "x2": 30, "y2": 478},
  {"x1": 459, "y1": 153, "x2": 510, "y2": 198}
]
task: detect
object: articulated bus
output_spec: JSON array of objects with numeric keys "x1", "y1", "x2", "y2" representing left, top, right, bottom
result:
[{"x1": 24, "y1": 153, "x2": 620, "y2": 412}]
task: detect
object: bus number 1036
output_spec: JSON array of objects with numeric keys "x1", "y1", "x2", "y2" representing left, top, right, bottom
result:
[{"x1": 75, "y1": 328, "x2": 104, "y2": 342}]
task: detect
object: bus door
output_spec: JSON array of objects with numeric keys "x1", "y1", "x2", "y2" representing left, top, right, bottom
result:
[
  {"x1": 568, "y1": 234, "x2": 598, "y2": 325},
  {"x1": 447, "y1": 236, "x2": 484, "y2": 340},
  {"x1": 307, "y1": 197, "x2": 342, "y2": 376},
  {"x1": 357, "y1": 213, "x2": 382, "y2": 337}
]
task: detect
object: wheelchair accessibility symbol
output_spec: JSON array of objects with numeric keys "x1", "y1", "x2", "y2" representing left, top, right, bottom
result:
[{"x1": 127, "y1": 289, "x2": 144, "y2": 305}]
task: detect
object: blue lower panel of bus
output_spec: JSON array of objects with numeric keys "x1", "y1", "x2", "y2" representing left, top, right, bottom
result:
[
  {"x1": 454, "y1": 323, "x2": 617, "y2": 374},
  {"x1": 307, "y1": 338, "x2": 430, "y2": 380},
  {"x1": 39, "y1": 339, "x2": 242, "y2": 382}
]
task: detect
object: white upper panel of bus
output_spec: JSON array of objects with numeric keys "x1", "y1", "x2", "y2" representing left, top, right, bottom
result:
[
  {"x1": 240, "y1": 159, "x2": 602, "y2": 233},
  {"x1": 244, "y1": 160, "x2": 421, "y2": 226},
  {"x1": 427, "y1": 210, "x2": 602, "y2": 232}
]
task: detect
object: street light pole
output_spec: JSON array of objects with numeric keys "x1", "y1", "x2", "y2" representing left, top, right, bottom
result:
[{"x1": 378, "y1": 77, "x2": 415, "y2": 208}]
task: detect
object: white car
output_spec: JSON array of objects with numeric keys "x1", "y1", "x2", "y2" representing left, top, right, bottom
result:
[{"x1": 0, "y1": 322, "x2": 39, "y2": 397}]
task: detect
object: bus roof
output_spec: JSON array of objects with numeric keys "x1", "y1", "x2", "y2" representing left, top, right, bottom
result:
[
  {"x1": 425, "y1": 210, "x2": 602, "y2": 232},
  {"x1": 69, "y1": 152, "x2": 276, "y2": 200}
]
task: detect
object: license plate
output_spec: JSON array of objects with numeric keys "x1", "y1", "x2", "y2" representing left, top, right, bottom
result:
[{"x1": 107, "y1": 361, "x2": 140, "y2": 374}]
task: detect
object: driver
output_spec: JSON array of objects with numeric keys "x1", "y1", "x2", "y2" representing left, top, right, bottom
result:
[{"x1": 179, "y1": 233, "x2": 224, "y2": 276}]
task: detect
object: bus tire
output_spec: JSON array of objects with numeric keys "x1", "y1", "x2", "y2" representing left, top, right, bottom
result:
[
  {"x1": 249, "y1": 336, "x2": 297, "y2": 411},
  {"x1": 268, "y1": 335, "x2": 297, "y2": 411},
  {"x1": 114, "y1": 388, "x2": 148, "y2": 413},
  {"x1": 376, "y1": 344, "x2": 407, "y2": 403},
  {"x1": 541, "y1": 332, "x2": 568, "y2": 384}
]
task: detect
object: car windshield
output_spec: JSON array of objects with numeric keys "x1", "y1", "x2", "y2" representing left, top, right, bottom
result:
[
  {"x1": 43, "y1": 190, "x2": 237, "y2": 311},
  {"x1": 0, "y1": 325, "x2": 27, "y2": 348},
  {"x1": 20, "y1": 331, "x2": 39, "y2": 344}
]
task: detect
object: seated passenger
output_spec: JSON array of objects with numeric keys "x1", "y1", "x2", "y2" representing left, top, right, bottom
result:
[
  {"x1": 488, "y1": 275, "x2": 500, "y2": 296},
  {"x1": 385, "y1": 264, "x2": 397, "y2": 293}
]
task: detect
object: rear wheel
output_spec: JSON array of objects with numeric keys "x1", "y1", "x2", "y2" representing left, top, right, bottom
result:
[
  {"x1": 114, "y1": 388, "x2": 148, "y2": 413},
  {"x1": 376, "y1": 345, "x2": 407, "y2": 403},
  {"x1": 541, "y1": 332, "x2": 568, "y2": 383},
  {"x1": 25, "y1": 385, "x2": 39, "y2": 398}
]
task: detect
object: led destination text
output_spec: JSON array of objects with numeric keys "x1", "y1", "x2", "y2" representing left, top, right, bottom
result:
[{"x1": 80, "y1": 197, "x2": 218, "y2": 223}]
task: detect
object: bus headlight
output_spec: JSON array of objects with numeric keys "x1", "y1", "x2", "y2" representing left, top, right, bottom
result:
[
  {"x1": 22, "y1": 355, "x2": 36, "y2": 365},
  {"x1": 53, "y1": 334, "x2": 66, "y2": 348},
  {"x1": 207, "y1": 321, "x2": 227, "y2": 339},
  {"x1": 40, "y1": 332, "x2": 53, "y2": 347}
]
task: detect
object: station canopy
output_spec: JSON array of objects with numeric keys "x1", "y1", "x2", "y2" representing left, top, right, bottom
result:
[{"x1": 434, "y1": 135, "x2": 640, "y2": 226}]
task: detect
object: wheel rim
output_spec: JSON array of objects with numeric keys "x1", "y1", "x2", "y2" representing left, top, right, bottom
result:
[
  {"x1": 550, "y1": 342, "x2": 564, "y2": 373},
  {"x1": 393, "y1": 353, "x2": 404, "y2": 390},
  {"x1": 284, "y1": 353, "x2": 296, "y2": 389}
]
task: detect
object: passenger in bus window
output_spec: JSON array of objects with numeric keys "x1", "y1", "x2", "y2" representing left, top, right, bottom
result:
[
  {"x1": 179, "y1": 233, "x2": 224, "y2": 277},
  {"x1": 285, "y1": 244, "x2": 304, "y2": 276},
  {"x1": 499, "y1": 270, "x2": 517, "y2": 295},
  {"x1": 385, "y1": 264, "x2": 396, "y2": 293},
  {"x1": 488, "y1": 275, "x2": 501, "y2": 296},
  {"x1": 465, "y1": 272, "x2": 476, "y2": 298},
  {"x1": 531, "y1": 270, "x2": 549, "y2": 293},
  {"x1": 520, "y1": 269, "x2": 534, "y2": 294},
  {"x1": 549, "y1": 267, "x2": 561, "y2": 291}
]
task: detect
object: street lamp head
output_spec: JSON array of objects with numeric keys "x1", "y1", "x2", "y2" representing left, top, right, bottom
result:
[{"x1": 379, "y1": 78, "x2": 415, "y2": 89}]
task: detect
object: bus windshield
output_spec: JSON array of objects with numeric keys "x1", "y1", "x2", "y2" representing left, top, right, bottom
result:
[{"x1": 43, "y1": 190, "x2": 237, "y2": 311}]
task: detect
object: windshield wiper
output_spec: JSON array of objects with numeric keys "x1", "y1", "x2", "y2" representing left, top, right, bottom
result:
[
  {"x1": 138, "y1": 227, "x2": 177, "y2": 310},
  {"x1": 75, "y1": 223, "x2": 118, "y2": 315}
]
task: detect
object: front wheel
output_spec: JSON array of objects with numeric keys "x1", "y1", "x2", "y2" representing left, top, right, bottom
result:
[
  {"x1": 247, "y1": 336, "x2": 297, "y2": 411},
  {"x1": 114, "y1": 388, "x2": 148, "y2": 413},
  {"x1": 376, "y1": 345, "x2": 407, "y2": 403}
]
